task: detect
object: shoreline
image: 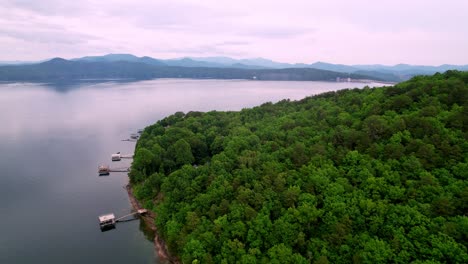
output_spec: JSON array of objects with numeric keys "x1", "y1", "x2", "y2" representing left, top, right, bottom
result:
[{"x1": 125, "y1": 184, "x2": 180, "y2": 264}]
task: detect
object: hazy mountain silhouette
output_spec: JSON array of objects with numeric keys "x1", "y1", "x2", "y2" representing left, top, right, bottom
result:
[
  {"x1": 2, "y1": 53, "x2": 466, "y2": 82},
  {"x1": 0, "y1": 58, "x2": 381, "y2": 82}
]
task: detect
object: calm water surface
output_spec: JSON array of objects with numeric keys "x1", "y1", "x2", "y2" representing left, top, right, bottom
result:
[{"x1": 0, "y1": 79, "x2": 387, "y2": 264}]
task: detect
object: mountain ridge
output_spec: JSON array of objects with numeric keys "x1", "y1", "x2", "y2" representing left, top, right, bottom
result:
[
  {"x1": 1, "y1": 54, "x2": 467, "y2": 82},
  {"x1": 0, "y1": 58, "x2": 382, "y2": 82},
  {"x1": 66, "y1": 54, "x2": 468, "y2": 81}
]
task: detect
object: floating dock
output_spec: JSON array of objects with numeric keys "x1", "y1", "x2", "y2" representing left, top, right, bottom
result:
[
  {"x1": 111, "y1": 152, "x2": 133, "y2": 161},
  {"x1": 109, "y1": 167, "x2": 130, "y2": 172},
  {"x1": 121, "y1": 139, "x2": 137, "y2": 142},
  {"x1": 98, "y1": 165, "x2": 110, "y2": 175},
  {"x1": 98, "y1": 210, "x2": 148, "y2": 231},
  {"x1": 98, "y1": 165, "x2": 129, "y2": 175},
  {"x1": 98, "y1": 213, "x2": 116, "y2": 230},
  {"x1": 112, "y1": 153, "x2": 121, "y2": 161}
]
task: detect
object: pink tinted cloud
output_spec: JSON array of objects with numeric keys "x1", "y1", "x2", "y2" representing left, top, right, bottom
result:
[{"x1": 0, "y1": 0, "x2": 467, "y2": 65}]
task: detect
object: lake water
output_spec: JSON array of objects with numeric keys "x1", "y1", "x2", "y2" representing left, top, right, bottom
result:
[{"x1": 0, "y1": 79, "x2": 387, "y2": 264}]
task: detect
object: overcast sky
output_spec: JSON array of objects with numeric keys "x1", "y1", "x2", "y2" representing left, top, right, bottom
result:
[{"x1": 1, "y1": 0, "x2": 467, "y2": 65}]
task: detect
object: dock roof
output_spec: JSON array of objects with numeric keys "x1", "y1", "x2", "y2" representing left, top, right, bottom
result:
[{"x1": 98, "y1": 214, "x2": 115, "y2": 222}]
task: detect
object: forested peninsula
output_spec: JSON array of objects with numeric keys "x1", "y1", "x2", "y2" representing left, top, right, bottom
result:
[{"x1": 130, "y1": 71, "x2": 467, "y2": 263}]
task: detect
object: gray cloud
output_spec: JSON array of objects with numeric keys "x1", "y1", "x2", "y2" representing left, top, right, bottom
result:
[
  {"x1": 101, "y1": 1, "x2": 244, "y2": 31},
  {"x1": 332, "y1": 0, "x2": 468, "y2": 33},
  {"x1": 241, "y1": 26, "x2": 316, "y2": 38},
  {"x1": 215, "y1": 41, "x2": 250, "y2": 46},
  {"x1": 0, "y1": 17, "x2": 96, "y2": 45},
  {"x1": 1, "y1": 27, "x2": 96, "y2": 45},
  {"x1": 3, "y1": 0, "x2": 94, "y2": 16},
  {"x1": 154, "y1": 43, "x2": 249, "y2": 57},
  {"x1": 0, "y1": 0, "x2": 467, "y2": 64}
]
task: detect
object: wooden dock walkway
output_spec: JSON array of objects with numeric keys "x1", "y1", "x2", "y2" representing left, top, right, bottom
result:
[
  {"x1": 115, "y1": 209, "x2": 148, "y2": 222},
  {"x1": 109, "y1": 167, "x2": 129, "y2": 172},
  {"x1": 115, "y1": 212, "x2": 138, "y2": 222}
]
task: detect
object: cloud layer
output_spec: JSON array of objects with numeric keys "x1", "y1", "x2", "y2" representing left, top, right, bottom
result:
[{"x1": 1, "y1": 0, "x2": 467, "y2": 64}]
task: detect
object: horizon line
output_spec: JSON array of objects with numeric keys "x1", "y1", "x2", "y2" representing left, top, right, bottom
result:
[{"x1": 1, "y1": 54, "x2": 468, "y2": 67}]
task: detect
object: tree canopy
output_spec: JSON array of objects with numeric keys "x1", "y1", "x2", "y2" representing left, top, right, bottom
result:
[{"x1": 130, "y1": 71, "x2": 467, "y2": 263}]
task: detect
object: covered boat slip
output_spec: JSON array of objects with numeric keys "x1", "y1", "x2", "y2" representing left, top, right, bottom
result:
[
  {"x1": 97, "y1": 128, "x2": 143, "y2": 231},
  {"x1": 98, "y1": 164, "x2": 130, "y2": 175},
  {"x1": 99, "y1": 213, "x2": 116, "y2": 230},
  {"x1": 120, "y1": 130, "x2": 143, "y2": 141},
  {"x1": 98, "y1": 150, "x2": 133, "y2": 175},
  {"x1": 98, "y1": 210, "x2": 148, "y2": 231},
  {"x1": 111, "y1": 153, "x2": 121, "y2": 161},
  {"x1": 98, "y1": 165, "x2": 110, "y2": 175},
  {"x1": 111, "y1": 152, "x2": 133, "y2": 161}
]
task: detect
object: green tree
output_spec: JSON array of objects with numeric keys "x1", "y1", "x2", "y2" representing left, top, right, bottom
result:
[{"x1": 167, "y1": 139, "x2": 195, "y2": 167}]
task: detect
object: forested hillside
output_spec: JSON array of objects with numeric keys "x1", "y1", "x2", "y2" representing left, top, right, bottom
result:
[{"x1": 130, "y1": 71, "x2": 467, "y2": 263}]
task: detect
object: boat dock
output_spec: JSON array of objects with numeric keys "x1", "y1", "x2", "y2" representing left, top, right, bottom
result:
[
  {"x1": 98, "y1": 165, "x2": 129, "y2": 175},
  {"x1": 99, "y1": 209, "x2": 148, "y2": 231},
  {"x1": 96, "y1": 128, "x2": 145, "y2": 232},
  {"x1": 109, "y1": 167, "x2": 130, "y2": 172},
  {"x1": 111, "y1": 152, "x2": 133, "y2": 161}
]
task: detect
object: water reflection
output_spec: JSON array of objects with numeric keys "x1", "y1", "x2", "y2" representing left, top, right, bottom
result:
[
  {"x1": 139, "y1": 218, "x2": 156, "y2": 242},
  {"x1": 0, "y1": 79, "x2": 387, "y2": 142}
]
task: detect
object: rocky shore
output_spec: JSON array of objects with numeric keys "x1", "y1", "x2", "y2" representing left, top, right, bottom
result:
[{"x1": 125, "y1": 184, "x2": 180, "y2": 264}]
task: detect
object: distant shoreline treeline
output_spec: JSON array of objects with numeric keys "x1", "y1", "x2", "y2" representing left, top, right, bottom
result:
[
  {"x1": 0, "y1": 58, "x2": 385, "y2": 82},
  {"x1": 3, "y1": 54, "x2": 468, "y2": 83}
]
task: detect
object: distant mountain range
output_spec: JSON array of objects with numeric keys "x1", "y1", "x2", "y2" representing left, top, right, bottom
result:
[
  {"x1": 0, "y1": 53, "x2": 466, "y2": 82},
  {"x1": 72, "y1": 54, "x2": 270, "y2": 69},
  {"x1": 0, "y1": 57, "x2": 375, "y2": 82}
]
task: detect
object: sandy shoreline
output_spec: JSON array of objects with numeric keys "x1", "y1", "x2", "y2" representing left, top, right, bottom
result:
[{"x1": 125, "y1": 184, "x2": 180, "y2": 264}]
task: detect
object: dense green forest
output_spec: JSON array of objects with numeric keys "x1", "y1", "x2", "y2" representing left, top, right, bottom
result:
[
  {"x1": 0, "y1": 58, "x2": 379, "y2": 82},
  {"x1": 130, "y1": 71, "x2": 467, "y2": 263}
]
